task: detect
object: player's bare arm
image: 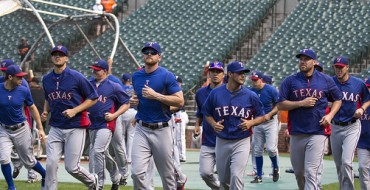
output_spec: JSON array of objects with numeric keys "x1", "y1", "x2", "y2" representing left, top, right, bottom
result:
[
  {"x1": 277, "y1": 97, "x2": 318, "y2": 111},
  {"x1": 354, "y1": 100, "x2": 370, "y2": 119},
  {"x1": 62, "y1": 98, "x2": 97, "y2": 119},
  {"x1": 41, "y1": 100, "x2": 50, "y2": 122},
  {"x1": 142, "y1": 85, "x2": 184, "y2": 107},
  {"x1": 205, "y1": 116, "x2": 224, "y2": 133},
  {"x1": 30, "y1": 104, "x2": 46, "y2": 140},
  {"x1": 320, "y1": 100, "x2": 342, "y2": 126},
  {"x1": 264, "y1": 106, "x2": 278, "y2": 121},
  {"x1": 104, "y1": 103, "x2": 130, "y2": 121},
  {"x1": 194, "y1": 117, "x2": 202, "y2": 136},
  {"x1": 239, "y1": 116, "x2": 265, "y2": 131}
]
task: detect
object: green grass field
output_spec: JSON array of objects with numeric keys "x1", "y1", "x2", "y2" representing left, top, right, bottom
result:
[{"x1": 0, "y1": 179, "x2": 361, "y2": 190}]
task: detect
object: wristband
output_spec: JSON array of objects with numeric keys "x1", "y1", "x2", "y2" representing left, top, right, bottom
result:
[{"x1": 360, "y1": 107, "x2": 365, "y2": 112}]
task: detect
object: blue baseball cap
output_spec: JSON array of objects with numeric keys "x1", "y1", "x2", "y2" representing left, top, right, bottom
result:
[
  {"x1": 333, "y1": 56, "x2": 349, "y2": 67},
  {"x1": 314, "y1": 62, "x2": 324, "y2": 72},
  {"x1": 366, "y1": 79, "x2": 370, "y2": 87},
  {"x1": 5, "y1": 65, "x2": 27, "y2": 77},
  {"x1": 296, "y1": 49, "x2": 316, "y2": 60},
  {"x1": 0, "y1": 59, "x2": 15, "y2": 71},
  {"x1": 90, "y1": 60, "x2": 109, "y2": 71},
  {"x1": 227, "y1": 61, "x2": 250, "y2": 73},
  {"x1": 121, "y1": 73, "x2": 131, "y2": 80},
  {"x1": 51, "y1": 45, "x2": 68, "y2": 56},
  {"x1": 142, "y1": 42, "x2": 161, "y2": 55},
  {"x1": 250, "y1": 71, "x2": 263, "y2": 81},
  {"x1": 262, "y1": 75, "x2": 273, "y2": 84},
  {"x1": 209, "y1": 61, "x2": 224, "y2": 71}
]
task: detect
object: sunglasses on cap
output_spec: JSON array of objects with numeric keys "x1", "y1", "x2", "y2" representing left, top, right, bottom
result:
[{"x1": 143, "y1": 49, "x2": 158, "y2": 55}]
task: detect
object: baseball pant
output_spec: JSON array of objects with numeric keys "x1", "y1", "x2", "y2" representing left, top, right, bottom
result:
[
  {"x1": 11, "y1": 144, "x2": 38, "y2": 180},
  {"x1": 171, "y1": 124, "x2": 187, "y2": 186},
  {"x1": 45, "y1": 127, "x2": 96, "y2": 189},
  {"x1": 110, "y1": 115, "x2": 129, "y2": 179},
  {"x1": 120, "y1": 108, "x2": 136, "y2": 164},
  {"x1": 0, "y1": 122, "x2": 37, "y2": 168},
  {"x1": 331, "y1": 121, "x2": 361, "y2": 190},
  {"x1": 357, "y1": 148, "x2": 370, "y2": 190},
  {"x1": 253, "y1": 116, "x2": 279, "y2": 157},
  {"x1": 131, "y1": 124, "x2": 176, "y2": 190},
  {"x1": 290, "y1": 135, "x2": 326, "y2": 190},
  {"x1": 89, "y1": 128, "x2": 120, "y2": 187},
  {"x1": 176, "y1": 111, "x2": 188, "y2": 161},
  {"x1": 199, "y1": 145, "x2": 220, "y2": 190},
  {"x1": 216, "y1": 136, "x2": 250, "y2": 190}
]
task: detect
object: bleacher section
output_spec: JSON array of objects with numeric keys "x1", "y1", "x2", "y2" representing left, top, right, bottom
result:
[
  {"x1": 247, "y1": 0, "x2": 370, "y2": 88},
  {"x1": 69, "y1": 0, "x2": 277, "y2": 92},
  {"x1": 0, "y1": 0, "x2": 95, "y2": 71}
]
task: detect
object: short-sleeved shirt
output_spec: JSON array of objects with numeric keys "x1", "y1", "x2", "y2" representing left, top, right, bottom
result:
[
  {"x1": 43, "y1": 67, "x2": 98, "y2": 129},
  {"x1": 250, "y1": 84, "x2": 279, "y2": 114},
  {"x1": 278, "y1": 71, "x2": 342, "y2": 135},
  {"x1": 202, "y1": 84, "x2": 265, "y2": 140},
  {"x1": 132, "y1": 66, "x2": 181, "y2": 123},
  {"x1": 88, "y1": 78, "x2": 130, "y2": 132},
  {"x1": 195, "y1": 85, "x2": 217, "y2": 147},
  {"x1": 0, "y1": 83, "x2": 33, "y2": 125},
  {"x1": 358, "y1": 107, "x2": 370, "y2": 149},
  {"x1": 332, "y1": 76, "x2": 370, "y2": 123}
]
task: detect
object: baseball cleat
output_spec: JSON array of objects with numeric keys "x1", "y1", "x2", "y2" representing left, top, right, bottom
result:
[
  {"x1": 111, "y1": 183, "x2": 119, "y2": 190},
  {"x1": 12, "y1": 168, "x2": 20, "y2": 178},
  {"x1": 119, "y1": 177, "x2": 127, "y2": 186},
  {"x1": 89, "y1": 174, "x2": 99, "y2": 190},
  {"x1": 177, "y1": 176, "x2": 187, "y2": 190},
  {"x1": 285, "y1": 168, "x2": 294, "y2": 174},
  {"x1": 27, "y1": 177, "x2": 40, "y2": 183},
  {"x1": 272, "y1": 168, "x2": 280, "y2": 182},
  {"x1": 250, "y1": 176, "x2": 262, "y2": 184}
]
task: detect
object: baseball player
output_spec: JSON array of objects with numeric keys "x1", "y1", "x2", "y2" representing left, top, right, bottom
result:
[
  {"x1": 203, "y1": 61, "x2": 265, "y2": 189},
  {"x1": 87, "y1": 60, "x2": 130, "y2": 190},
  {"x1": 41, "y1": 45, "x2": 99, "y2": 190},
  {"x1": 194, "y1": 61, "x2": 224, "y2": 189},
  {"x1": 331, "y1": 56, "x2": 370, "y2": 190},
  {"x1": 357, "y1": 78, "x2": 370, "y2": 190},
  {"x1": 250, "y1": 71, "x2": 280, "y2": 183},
  {"x1": 172, "y1": 76, "x2": 188, "y2": 163},
  {"x1": 0, "y1": 59, "x2": 39, "y2": 183},
  {"x1": 130, "y1": 42, "x2": 184, "y2": 190},
  {"x1": 0, "y1": 65, "x2": 46, "y2": 190},
  {"x1": 277, "y1": 49, "x2": 343, "y2": 190}
]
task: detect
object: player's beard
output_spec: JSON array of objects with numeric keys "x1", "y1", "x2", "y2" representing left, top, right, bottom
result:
[{"x1": 54, "y1": 61, "x2": 66, "y2": 68}]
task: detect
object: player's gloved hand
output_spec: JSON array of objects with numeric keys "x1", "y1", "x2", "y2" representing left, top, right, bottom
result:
[
  {"x1": 353, "y1": 108, "x2": 365, "y2": 119},
  {"x1": 62, "y1": 109, "x2": 77, "y2": 119},
  {"x1": 300, "y1": 97, "x2": 318, "y2": 107},
  {"x1": 239, "y1": 118, "x2": 253, "y2": 131},
  {"x1": 41, "y1": 111, "x2": 48, "y2": 122},
  {"x1": 212, "y1": 119, "x2": 224, "y2": 133}
]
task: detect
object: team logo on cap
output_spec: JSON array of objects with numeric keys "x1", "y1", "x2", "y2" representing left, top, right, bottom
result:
[
  {"x1": 336, "y1": 57, "x2": 342, "y2": 63},
  {"x1": 57, "y1": 45, "x2": 63, "y2": 50},
  {"x1": 1, "y1": 62, "x2": 5, "y2": 68},
  {"x1": 148, "y1": 42, "x2": 155, "y2": 47},
  {"x1": 302, "y1": 49, "x2": 309, "y2": 53}
]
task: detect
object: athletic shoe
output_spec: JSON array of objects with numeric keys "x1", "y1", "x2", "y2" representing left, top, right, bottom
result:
[
  {"x1": 177, "y1": 176, "x2": 187, "y2": 190},
  {"x1": 246, "y1": 170, "x2": 257, "y2": 176},
  {"x1": 89, "y1": 174, "x2": 99, "y2": 190},
  {"x1": 12, "y1": 168, "x2": 20, "y2": 178},
  {"x1": 119, "y1": 177, "x2": 127, "y2": 186},
  {"x1": 285, "y1": 168, "x2": 294, "y2": 173},
  {"x1": 111, "y1": 183, "x2": 119, "y2": 190},
  {"x1": 250, "y1": 176, "x2": 262, "y2": 183},
  {"x1": 272, "y1": 168, "x2": 280, "y2": 182},
  {"x1": 27, "y1": 177, "x2": 40, "y2": 183},
  {"x1": 180, "y1": 159, "x2": 186, "y2": 163},
  {"x1": 354, "y1": 173, "x2": 359, "y2": 179}
]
